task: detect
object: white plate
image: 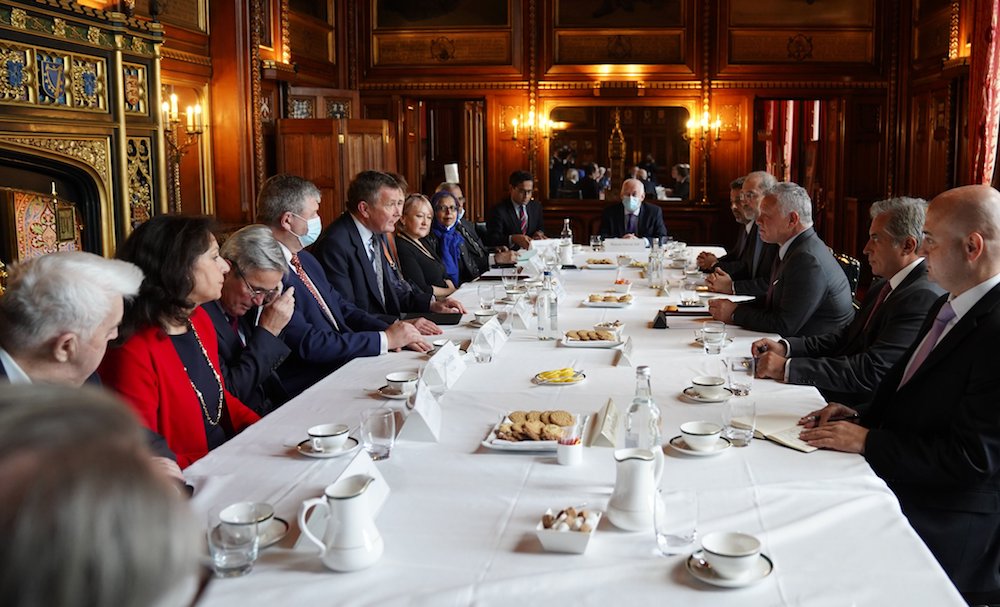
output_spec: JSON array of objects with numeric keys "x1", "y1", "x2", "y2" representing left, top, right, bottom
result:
[
  {"x1": 668, "y1": 435, "x2": 732, "y2": 456},
  {"x1": 296, "y1": 437, "x2": 361, "y2": 459},
  {"x1": 581, "y1": 299, "x2": 633, "y2": 308},
  {"x1": 559, "y1": 338, "x2": 623, "y2": 349},
  {"x1": 481, "y1": 418, "x2": 558, "y2": 452},
  {"x1": 377, "y1": 385, "x2": 412, "y2": 400},
  {"x1": 259, "y1": 516, "x2": 289, "y2": 549},
  {"x1": 681, "y1": 386, "x2": 734, "y2": 403},
  {"x1": 532, "y1": 371, "x2": 586, "y2": 385},
  {"x1": 686, "y1": 550, "x2": 774, "y2": 588},
  {"x1": 583, "y1": 263, "x2": 617, "y2": 270}
]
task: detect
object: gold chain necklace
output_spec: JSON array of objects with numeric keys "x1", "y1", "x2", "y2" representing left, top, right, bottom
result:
[{"x1": 180, "y1": 321, "x2": 224, "y2": 426}]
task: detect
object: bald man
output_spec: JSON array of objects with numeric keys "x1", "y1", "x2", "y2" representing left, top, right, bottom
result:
[
  {"x1": 598, "y1": 178, "x2": 668, "y2": 240},
  {"x1": 799, "y1": 185, "x2": 1000, "y2": 603}
]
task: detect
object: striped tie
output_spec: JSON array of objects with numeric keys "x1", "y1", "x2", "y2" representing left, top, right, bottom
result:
[
  {"x1": 289, "y1": 254, "x2": 340, "y2": 331},
  {"x1": 518, "y1": 205, "x2": 527, "y2": 234}
]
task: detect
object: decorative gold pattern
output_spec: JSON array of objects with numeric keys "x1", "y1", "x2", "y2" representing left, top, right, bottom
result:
[
  {"x1": 712, "y1": 80, "x2": 885, "y2": 90},
  {"x1": 87, "y1": 26, "x2": 100, "y2": 45},
  {"x1": 948, "y1": 0, "x2": 960, "y2": 60},
  {"x1": 251, "y1": 0, "x2": 266, "y2": 194},
  {"x1": 11, "y1": 8, "x2": 26, "y2": 29},
  {"x1": 0, "y1": 45, "x2": 32, "y2": 102},
  {"x1": 1, "y1": 135, "x2": 111, "y2": 187},
  {"x1": 126, "y1": 137, "x2": 153, "y2": 228},
  {"x1": 360, "y1": 80, "x2": 529, "y2": 91},
  {"x1": 52, "y1": 18, "x2": 66, "y2": 37},
  {"x1": 161, "y1": 47, "x2": 213, "y2": 66}
]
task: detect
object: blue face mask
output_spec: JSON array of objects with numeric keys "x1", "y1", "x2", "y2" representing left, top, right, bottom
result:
[
  {"x1": 623, "y1": 195, "x2": 641, "y2": 213},
  {"x1": 290, "y1": 213, "x2": 322, "y2": 247}
]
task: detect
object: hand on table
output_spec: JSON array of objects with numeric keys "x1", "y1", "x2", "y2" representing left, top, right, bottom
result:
[
  {"x1": 494, "y1": 250, "x2": 518, "y2": 264},
  {"x1": 386, "y1": 320, "x2": 425, "y2": 351},
  {"x1": 432, "y1": 297, "x2": 467, "y2": 314},
  {"x1": 707, "y1": 298, "x2": 737, "y2": 324},
  {"x1": 751, "y1": 338, "x2": 788, "y2": 380},
  {"x1": 797, "y1": 402, "x2": 867, "y2": 453},
  {"x1": 697, "y1": 251, "x2": 718, "y2": 270},
  {"x1": 510, "y1": 234, "x2": 532, "y2": 250},
  {"x1": 705, "y1": 268, "x2": 734, "y2": 294},
  {"x1": 405, "y1": 317, "x2": 442, "y2": 335}
]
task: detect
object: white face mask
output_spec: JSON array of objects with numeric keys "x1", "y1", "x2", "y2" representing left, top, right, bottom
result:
[
  {"x1": 623, "y1": 195, "x2": 641, "y2": 213},
  {"x1": 457, "y1": 207, "x2": 465, "y2": 221},
  {"x1": 290, "y1": 213, "x2": 322, "y2": 247}
]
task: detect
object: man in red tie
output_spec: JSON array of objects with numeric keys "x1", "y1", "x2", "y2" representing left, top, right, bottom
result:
[
  {"x1": 800, "y1": 185, "x2": 1000, "y2": 604},
  {"x1": 485, "y1": 170, "x2": 546, "y2": 250},
  {"x1": 750, "y1": 197, "x2": 943, "y2": 407}
]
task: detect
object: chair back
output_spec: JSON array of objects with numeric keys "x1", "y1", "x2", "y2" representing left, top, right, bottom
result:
[{"x1": 832, "y1": 250, "x2": 861, "y2": 298}]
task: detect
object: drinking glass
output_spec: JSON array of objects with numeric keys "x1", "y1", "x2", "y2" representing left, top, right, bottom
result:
[
  {"x1": 478, "y1": 284, "x2": 496, "y2": 310},
  {"x1": 654, "y1": 489, "x2": 698, "y2": 556},
  {"x1": 722, "y1": 399, "x2": 757, "y2": 447},
  {"x1": 701, "y1": 321, "x2": 727, "y2": 355},
  {"x1": 207, "y1": 504, "x2": 259, "y2": 577},
  {"x1": 726, "y1": 356, "x2": 755, "y2": 396},
  {"x1": 680, "y1": 278, "x2": 700, "y2": 306},
  {"x1": 493, "y1": 285, "x2": 506, "y2": 305},
  {"x1": 501, "y1": 267, "x2": 519, "y2": 292},
  {"x1": 590, "y1": 234, "x2": 602, "y2": 252},
  {"x1": 361, "y1": 407, "x2": 396, "y2": 461}
]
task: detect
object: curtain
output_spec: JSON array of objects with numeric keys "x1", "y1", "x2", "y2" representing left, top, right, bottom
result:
[{"x1": 971, "y1": 0, "x2": 1000, "y2": 185}]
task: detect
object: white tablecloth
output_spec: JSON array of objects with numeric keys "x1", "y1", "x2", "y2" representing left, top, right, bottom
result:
[{"x1": 187, "y1": 248, "x2": 964, "y2": 606}]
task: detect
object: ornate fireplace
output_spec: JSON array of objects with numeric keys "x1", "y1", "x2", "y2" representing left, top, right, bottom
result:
[{"x1": 0, "y1": 1, "x2": 164, "y2": 262}]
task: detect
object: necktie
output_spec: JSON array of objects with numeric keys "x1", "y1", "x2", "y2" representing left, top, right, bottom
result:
[
  {"x1": 861, "y1": 282, "x2": 892, "y2": 332},
  {"x1": 765, "y1": 255, "x2": 782, "y2": 306},
  {"x1": 369, "y1": 234, "x2": 386, "y2": 306},
  {"x1": 899, "y1": 301, "x2": 955, "y2": 387},
  {"x1": 226, "y1": 314, "x2": 244, "y2": 346},
  {"x1": 517, "y1": 205, "x2": 527, "y2": 234},
  {"x1": 289, "y1": 254, "x2": 340, "y2": 331},
  {"x1": 751, "y1": 233, "x2": 763, "y2": 275},
  {"x1": 626, "y1": 213, "x2": 637, "y2": 234}
]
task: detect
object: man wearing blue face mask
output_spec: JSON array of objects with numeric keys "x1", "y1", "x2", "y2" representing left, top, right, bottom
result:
[{"x1": 598, "y1": 178, "x2": 668, "y2": 240}]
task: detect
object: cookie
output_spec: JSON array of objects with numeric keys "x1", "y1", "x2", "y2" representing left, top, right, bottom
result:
[
  {"x1": 526, "y1": 410, "x2": 543, "y2": 422},
  {"x1": 508, "y1": 410, "x2": 527, "y2": 424},
  {"x1": 548, "y1": 410, "x2": 574, "y2": 427},
  {"x1": 541, "y1": 424, "x2": 564, "y2": 441},
  {"x1": 523, "y1": 420, "x2": 544, "y2": 440}
]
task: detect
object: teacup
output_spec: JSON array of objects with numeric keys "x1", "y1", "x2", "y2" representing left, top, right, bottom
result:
[
  {"x1": 431, "y1": 338, "x2": 452, "y2": 351},
  {"x1": 307, "y1": 423, "x2": 350, "y2": 452},
  {"x1": 385, "y1": 371, "x2": 418, "y2": 395},
  {"x1": 474, "y1": 309, "x2": 498, "y2": 324},
  {"x1": 691, "y1": 376, "x2": 726, "y2": 400},
  {"x1": 700, "y1": 531, "x2": 762, "y2": 579},
  {"x1": 680, "y1": 421, "x2": 722, "y2": 452},
  {"x1": 220, "y1": 501, "x2": 273, "y2": 525}
]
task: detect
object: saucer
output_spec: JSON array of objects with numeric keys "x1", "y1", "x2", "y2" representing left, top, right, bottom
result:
[
  {"x1": 669, "y1": 435, "x2": 731, "y2": 456},
  {"x1": 686, "y1": 550, "x2": 773, "y2": 588},
  {"x1": 377, "y1": 385, "x2": 412, "y2": 400},
  {"x1": 296, "y1": 437, "x2": 360, "y2": 459},
  {"x1": 259, "y1": 516, "x2": 289, "y2": 549},
  {"x1": 682, "y1": 386, "x2": 734, "y2": 403},
  {"x1": 693, "y1": 336, "x2": 734, "y2": 347}
]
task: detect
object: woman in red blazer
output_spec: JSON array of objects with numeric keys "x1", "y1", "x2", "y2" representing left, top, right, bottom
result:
[{"x1": 100, "y1": 216, "x2": 259, "y2": 468}]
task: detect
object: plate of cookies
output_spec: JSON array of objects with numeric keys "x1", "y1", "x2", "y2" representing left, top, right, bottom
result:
[
  {"x1": 482, "y1": 409, "x2": 576, "y2": 451},
  {"x1": 584, "y1": 258, "x2": 616, "y2": 269},
  {"x1": 582, "y1": 293, "x2": 634, "y2": 308},
  {"x1": 560, "y1": 329, "x2": 623, "y2": 348}
]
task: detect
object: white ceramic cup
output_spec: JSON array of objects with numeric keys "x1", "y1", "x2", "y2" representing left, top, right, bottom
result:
[
  {"x1": 385, "y1": 371, "x2": 418, "y2": 394},
  {"x1": 700, "y1": 531, "x2": 762, "y2": 579},
  {"x1": 556, "y1": 441, "x2": 582, "y2": 465},
  {"x1": 692, "y1": 375, "x2": 727, "y2": 400},
  {"x1": 307, "y1": 423, "x2": 349, "y2": 452},
  {"x1": 474, "y1": 309, "x2": 498, "y2": 324},
  {"x1": 220, "y1": 501, "x2": 274, "y2": 526},
  {"x1": 680, "y1": 421, "x2": 722, "y2": 452}
]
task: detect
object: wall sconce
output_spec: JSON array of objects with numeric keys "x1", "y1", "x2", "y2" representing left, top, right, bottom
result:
[
  {"x1": 682, "y1": 110, "x2": 722, "y2": 205},
  {"x1": 510, "y1": 110, "x2": 551, "y2": 168},
  {"x1": 160, "y1": 92, "x2": 204, "y2": 213}
]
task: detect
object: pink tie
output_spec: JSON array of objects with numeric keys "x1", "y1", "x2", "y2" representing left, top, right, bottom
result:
[
  {"x1": 899, "y1": 301, "x2": 955, "y2": 387},
  {"x1": 518, "y1": 205, "x2": 527, "y2": 234}
]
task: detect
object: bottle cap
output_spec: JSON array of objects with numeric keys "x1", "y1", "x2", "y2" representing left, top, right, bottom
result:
[{"x1": 636, "y1": 365, "x2": 650, "y2": 376}]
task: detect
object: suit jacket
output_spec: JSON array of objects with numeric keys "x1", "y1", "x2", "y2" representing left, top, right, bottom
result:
[
  {"x1": 783, "y1": 260, "x2": 944, "y2": 407},
  {"x1": 485, "y1": 199, "x2": 544, "y2": 248},
  {"x1": 731, "y1": 228, "x2": 854, "y2": 337},
  {"x1": 98, "y1": 306, "x2": 260, "y2": 469},
  {"x1": 278, "y1": 249, "x2": 388, "y2": 398},
  {"x1": 712, "y1": 223, "x2": 754, "y2": 276},
  {"x1": 457, "y1": 218, "x2": 490, "y2": 275},
  {"x1": 598, "y1": 202, "x2": 668, "y2": 240},
  {"x1": 315, "y1": 213, "x2": 431, "y2": 322},
  {"x1": 862, "y1": 284, "x2": 1000, "y2": 598},
  {"x1": 202, "y1": 300, "x2": 290, "y2": 416},
  {"x1": 731, "y1": 228, "x2": 780, "y2": 297},
  {"x1": 579, "y1": 176, "x2": 601, "y2": 199}
]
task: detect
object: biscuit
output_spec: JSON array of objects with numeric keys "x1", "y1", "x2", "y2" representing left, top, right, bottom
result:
[
  {"x1": 508, "y1": 410, "x2": 527, "y2": 424},
  {"x1": 541, "y1": 424, "x2": 564, "y2": 441},
  {"x1": 548, "y1": 410, "x2": 574, "y2": 427},
  {"x1": 526, "y1": 410, "x2": 543, "y2": 422},
  {"x1": 523, "y1": 420, "x2": 544, "y2": 440},
  {"x1": 597, "y1": 330, "x2": 614, "y2": 340},
  {"x1": 540, "y1": 411, "x2": 552, "y2": 424},
  {"x1": 589, "y1": 294, "x2": 602, "y2": 302}
]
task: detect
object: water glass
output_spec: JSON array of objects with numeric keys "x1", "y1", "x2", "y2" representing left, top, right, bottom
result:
[
  {"x1": 654, "y1": 489, "x2": 698, "y2": 556},
  {"x1": 701, "y1": 321, "x2": 726, "y2": 354},
  {"x1": 207, "y1": 504, "x2": 259, "y2": 577},
  {"x1": 478, "y1": 284, "x2": 496, "y2": 310},
  {"x1": 590, "y1": 234, "x2": 602, "y2": 251},
  {"x1": 722, "y1": 399, "x2": 757, "y2": 447},
  {"x1": 680, "y1": 278, "x2": 700, "y2": 306},
  {"x1": 501, "y1": 267, "x2": 519, "y2": 291},
  {"x1": 361, "y1": 407, "x2": 396, "y2": 461},
  {"x1": 726, "y1": 356, "x2": 755, "y2": 396}
]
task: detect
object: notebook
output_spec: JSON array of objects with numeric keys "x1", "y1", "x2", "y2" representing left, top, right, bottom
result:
[{"x1": 733, "y1": 413, "x2": 818, "y2": 453}]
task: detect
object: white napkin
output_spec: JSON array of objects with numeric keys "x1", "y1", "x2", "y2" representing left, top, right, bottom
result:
[
  {"x1": 471, "y1": 316, "x2": 508, "y2": 360},
  {"x1": 423, "y1": 341, "x2": 466, "y2": 392}
]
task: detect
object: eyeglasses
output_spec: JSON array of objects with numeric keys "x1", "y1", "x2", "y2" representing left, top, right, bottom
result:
[
  {"x1": 436, "y1": 205, "x2": 457, "y2": 213},
  {"x1": 230, "y1": 261, "x2": 280, "y2": 304},
  {"x1": 513, "y1": 188, "x2": 533, "y2": 196}
]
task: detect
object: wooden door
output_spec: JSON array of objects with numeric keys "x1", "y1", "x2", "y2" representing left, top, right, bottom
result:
[
  {"x1": 462, "y1": 100, "x2": 486, "y2": 221},
  {"x1": 276, "y1": 119, "x2": 344, "y2": 223}
]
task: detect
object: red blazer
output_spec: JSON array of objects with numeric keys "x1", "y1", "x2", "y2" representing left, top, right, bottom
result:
[{"x1": 99, "y1": 306, "x2": 260, "y2": 468}]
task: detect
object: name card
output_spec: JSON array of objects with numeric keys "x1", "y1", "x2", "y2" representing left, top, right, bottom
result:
[
  {"x1": 511, "y1": 296, "x2": 532, "y2": 331},
  {"x1": 588, "y1": 398, "x2": 620, "y2": 448},
  {"x1": 398, "y1": 380, "x2": 441, "y2": 442},
  {"x1": 424, "y1": 341, "x2": 466, "y2": 393},
  {"x1": 472, "y1": 316, "x2": 508, "y2": 360},
  {"x1": 614, "y1": 336, "x2": 635, "y2": 367}
]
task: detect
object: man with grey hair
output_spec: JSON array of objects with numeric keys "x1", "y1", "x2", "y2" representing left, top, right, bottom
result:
[
  {"x1": 598, "y1": 177, "x2": 667, "y2": 240},
  {"x1": 705, "y1": 170, "x2": 780, "y2": 296},
  {"x1": 203, "y1": 225, "x2": 296, "y2": 415},
  {"x1": 750, "y1": 197, "x2": 944, "y2": 407},
  {"x1": 708, "y1": 182, "x2": 854, "y2": 336}
]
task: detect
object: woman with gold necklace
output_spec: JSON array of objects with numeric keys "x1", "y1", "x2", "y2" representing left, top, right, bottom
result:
[
  {"x1": 100, "y1": 215, "x2": 259, "y2": 468},
  {"x1": 394, "y1": 193, "x2": 457, "y2": 298}
]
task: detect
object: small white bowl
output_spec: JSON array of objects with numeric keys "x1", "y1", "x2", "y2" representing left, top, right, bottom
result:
[
  {"x1": 612, "y1": 281, "x2": 632, "y2": 294},
  {"x1": 474, "y1": 309, "x2": 498, "y2": 324},
  {"x1": 535, "y1": 512, "x2": 601, "y2": 554},
  {"x1": 692, "y1": 375, "x2": 727, "y2": 400},
  {"x1": 701, "y1": 531, "x2": 762, "y2": 579},
  {"x1": 594, "y1": 321, "x2": 625, "y2": 341},
  {"x1": 680, "y1": 421, "x2": 723, "y2": 452}
]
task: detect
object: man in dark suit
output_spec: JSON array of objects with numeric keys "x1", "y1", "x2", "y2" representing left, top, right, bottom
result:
[
  {"x1": 579, "y1": 163, "x2": 601, "y2": 199},
  {"x1": 800, "y1": 185, "x2": 1000, "y2": 604},
  {"x1": 750, "y1": 197, "x2": 944, "y2": 407},
  {"x1": 598, "y1": 177, "x2": 667, "y2": 240},
  {"x1": 697, "y1": 176, "x2": 748, "y2": 272},
  {"x1": 708, "y1": 182, "x2": 854, "y2": 337},
  {"x1": 315, "y1": 171, "x2": 465, "y2": 327},
  {"x1": 485, "y1": 170, "x2": 546, "y2": 250},
  {"x1": 258, "y1": 174, "x2": 427, "y2": 398},
  {"x1": 203, "y1": 225, "x2": 295, "y2": 416},
  {"x1": 705, "y1": 171, "x2": 780, "y2": 297}
]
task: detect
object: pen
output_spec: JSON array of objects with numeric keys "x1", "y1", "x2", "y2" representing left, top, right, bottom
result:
[{"x1": 808, "y1": 413, "x2": 860, "y2": 423}]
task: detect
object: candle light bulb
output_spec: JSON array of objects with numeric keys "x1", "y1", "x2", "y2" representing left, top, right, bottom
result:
[
  {"x1": 194, "y1": 104, "x2": 203, "y2": 132},
  {"x1": 169, "y1": 93, "x2": 178, "y2": 121}
]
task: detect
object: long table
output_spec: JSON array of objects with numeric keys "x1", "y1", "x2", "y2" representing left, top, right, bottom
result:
[{"x1": 187, "y1": 248, "x2": 964, "y2": 606}]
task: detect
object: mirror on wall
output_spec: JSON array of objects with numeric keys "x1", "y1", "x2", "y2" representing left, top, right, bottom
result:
[{"x1": 545, "y1": 105, "x2": 691, "y2": 201}]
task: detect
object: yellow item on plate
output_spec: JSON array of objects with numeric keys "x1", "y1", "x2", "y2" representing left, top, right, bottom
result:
[{"x1": 536, "y1": 367, "x2": 578, "y2": 381}]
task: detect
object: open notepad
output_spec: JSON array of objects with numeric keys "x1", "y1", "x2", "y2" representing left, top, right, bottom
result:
[{"x1": 733, "y1": 413, "x2": 818, "y2": 453}]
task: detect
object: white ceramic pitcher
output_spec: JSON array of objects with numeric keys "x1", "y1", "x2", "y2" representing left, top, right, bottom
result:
[
  {"x1": 606, "y1": 447, "x2": 665, "y2": 531},
  {"x1": 298, "y1": 474, "x2": 384, "y2": 572}
]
